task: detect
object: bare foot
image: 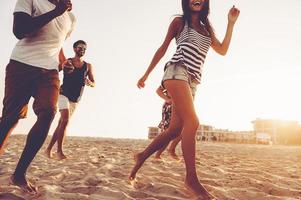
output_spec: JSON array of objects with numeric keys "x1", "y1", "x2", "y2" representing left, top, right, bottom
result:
[
  {"x1": 45, "y1": 149, "x2": 53, "y2": 158},
  {"x1": 57, "y1": 152, "x2": 67, "y2": 160},
  {"x1": 168, "y1": 150, "x2": 180, "y2": 160},
  {"x1": 129, "y1": 152, "x2": 145, "y2": 181},
  {"x1": 154, "y1": 153, "x2": 162, "y2": 160},
  {"x1": 184, "y1": 179, "x2": 215, "y2": 200},
  {"x1": 10, "y1": 175, "x2": 38, "y2": 195}
]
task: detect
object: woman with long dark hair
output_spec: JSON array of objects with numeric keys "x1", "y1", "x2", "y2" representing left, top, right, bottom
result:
[{"x1": 130, "y1": 0, "x2": 240, "y2": 198}]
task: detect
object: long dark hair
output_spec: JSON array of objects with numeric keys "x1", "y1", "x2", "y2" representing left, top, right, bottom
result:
[{"x1": 181, "y1": 0, "x2": 214, "y2": 36}]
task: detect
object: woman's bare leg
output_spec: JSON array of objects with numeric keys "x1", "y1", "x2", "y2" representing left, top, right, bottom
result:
[
  {"x1": 168, "y1": 135, "x2": 182, "y2": 160},
  {"x1": 154, "y1": 142, "x2": 169, "y2": 159},
  {"x1": 164, "y1": 80, "x2": 212, "y2": 199},
  {"x1": 129, "y1": 97, "x2": 184, "y2": 180}
]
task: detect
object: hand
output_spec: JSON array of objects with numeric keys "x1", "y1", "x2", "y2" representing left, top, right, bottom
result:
[
  {"x1": 85, "y1": 79, "x2": 95, "y2": 87},
  {"x1": 137, "y1": 75, "x2": 147, "y2": 89},
  {"x1": 54, "y1": 0, "x2": 72, "y2": 16},
  {"x1": 166, "y1": 98, "x2": 172, "y2": 104},
  {"x1": 228, "y1": 6, "x2": 240, "y2": 24},
  {"x1": 63, "y1": 59, "x2": 74, "y2": 73}
]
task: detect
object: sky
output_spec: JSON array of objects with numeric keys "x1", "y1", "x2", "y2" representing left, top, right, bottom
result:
[{"x1": 0, "y1": 0, "x2": 301, "y2": 139}]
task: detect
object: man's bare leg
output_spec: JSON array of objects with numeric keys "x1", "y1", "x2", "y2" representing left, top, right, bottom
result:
[
  {"x1": 13, "y1": 109, "x2": 56, "y2": 194},
  {"x1": 45, "y1": 109, "x2": 69, "y2": 160}
]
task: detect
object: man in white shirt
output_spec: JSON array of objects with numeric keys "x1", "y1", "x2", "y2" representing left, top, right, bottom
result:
[{"x1": 0, "y1": 0, "x2": 76, "y2": 194}]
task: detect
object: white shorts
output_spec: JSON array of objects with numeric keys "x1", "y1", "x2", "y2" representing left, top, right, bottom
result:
[{"x1": 58, "y1": 94, "x2": 77, "y2": 116}]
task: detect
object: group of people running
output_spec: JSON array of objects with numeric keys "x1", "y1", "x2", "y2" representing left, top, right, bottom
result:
[{"x1": 0, "y1": 0, "x2": 239, "y2": 199}]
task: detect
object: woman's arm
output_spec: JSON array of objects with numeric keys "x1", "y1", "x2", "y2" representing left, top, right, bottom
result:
[
  {"x1": 211, "y1": 6, "x2": 240, "y2": 56},
  {"x1": 137, "y1": 17, "x2": 183, "y2": 89}
]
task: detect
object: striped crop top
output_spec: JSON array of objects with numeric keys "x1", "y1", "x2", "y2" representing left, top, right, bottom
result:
[{"x1": 169, "y1": 21, "x2": 212, "y2": 83}]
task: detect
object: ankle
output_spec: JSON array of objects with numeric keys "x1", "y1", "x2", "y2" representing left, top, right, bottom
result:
[{"x1": 12, "y1": 172, "x2": 26, "y2": 183}]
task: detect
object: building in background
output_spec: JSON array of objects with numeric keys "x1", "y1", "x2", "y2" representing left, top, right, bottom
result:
[
  {"x1": 252, "y1": 118, "x2": 301, "y2": 145},
  {"x1": 148, "y1": 125, "x2": 255, "y2": 144},
  {"x1": 148, "y1": 118, "x2": 301, "y2": 145}
]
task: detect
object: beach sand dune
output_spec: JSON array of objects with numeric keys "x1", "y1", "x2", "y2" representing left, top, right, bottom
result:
[{"x1": 1, "y1": 135, "x2": 301, "y2": 200}]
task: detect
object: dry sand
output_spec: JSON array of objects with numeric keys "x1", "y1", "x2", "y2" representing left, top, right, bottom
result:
[{"x1": 1, "y1": 135, "x2": 301, "y2": 200}]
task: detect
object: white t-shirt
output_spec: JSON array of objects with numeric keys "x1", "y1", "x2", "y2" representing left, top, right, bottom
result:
[{"x1": 11, "y1": 0, "x2": 76, "y2": 70}]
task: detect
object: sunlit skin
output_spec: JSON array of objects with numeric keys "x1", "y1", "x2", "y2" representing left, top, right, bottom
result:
[
  {"x1": 45, "y1": 42, "x2": 95, "y2": 160},
  {"x1": 130, "y1": 0, "x2": 240, "y2": 199},
  {"x1": 0, "y1": 0, "x2": 74, "y2": 195},
  {"x1": 154, "y1": 86, "x2": 182, "y2": 160}
]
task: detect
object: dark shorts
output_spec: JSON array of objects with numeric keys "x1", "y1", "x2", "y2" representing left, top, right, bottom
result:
[{"x1": 1, "y1": 60, "x2": 60, "y2": 120}]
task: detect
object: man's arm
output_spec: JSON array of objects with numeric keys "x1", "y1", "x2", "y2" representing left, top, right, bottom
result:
[
  {"x1": 86, "y1": 63, "x2": 95, "y2": 87},
  {"x1": 58, "y1": 48, "x2": 67, "y2": 71},
  {"x1": 13, "y1": 0, "x2": 71, "y2": 39}
]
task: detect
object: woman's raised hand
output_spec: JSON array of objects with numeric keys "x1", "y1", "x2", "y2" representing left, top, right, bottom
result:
[{"x1": 228, "y1": 6, "x2": 240, "y2": 24}]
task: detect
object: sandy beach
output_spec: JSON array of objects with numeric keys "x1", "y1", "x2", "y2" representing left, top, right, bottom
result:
[{"x1": 1, "y1": 135, "x2": 301, "y2": 200}]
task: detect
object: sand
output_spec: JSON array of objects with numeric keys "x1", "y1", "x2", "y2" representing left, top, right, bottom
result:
[{"x1": 1, "y1": 135, "x2": 301, "y2": 200}]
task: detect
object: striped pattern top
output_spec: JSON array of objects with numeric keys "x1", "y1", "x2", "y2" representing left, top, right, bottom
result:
[{"x1": 169, "y1": 21, "x2": 212, "y2": 83}]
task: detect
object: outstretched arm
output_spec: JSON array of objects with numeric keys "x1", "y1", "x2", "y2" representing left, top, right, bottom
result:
[
  {"x1": 211, "y1": 6, "x2": 240, "y2": 56},
  {"x1": 137, "y1": 17, "x2": 183, "y2": 89},
  {"x1": 13, "y1": 0, "x2": 72, "y2": 39}
]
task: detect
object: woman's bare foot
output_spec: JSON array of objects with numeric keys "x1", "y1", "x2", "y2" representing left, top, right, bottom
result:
[
  {"x1": 10, "y1": 174, "x2": 38, "y2": 195},
  {"x1": 45, "y1": 149, "x2": 53, "y2": 158},
  {"x1": 184, "y1": 179, "x2": 214, "y2": 200},
  {"x1": 57, "y1": 152, "x2": 67, "y2": 160},
  {"x1": 129, "y1": 152, "x2": 145, "y2": 181}
]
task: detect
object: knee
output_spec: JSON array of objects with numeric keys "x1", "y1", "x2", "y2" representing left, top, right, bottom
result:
[
  {"x1": 0, "y1": 115, "x2": 19, "y2": 126},
  {"x1": 36, "y1": 108, "x2": 56, "y2": 122}
]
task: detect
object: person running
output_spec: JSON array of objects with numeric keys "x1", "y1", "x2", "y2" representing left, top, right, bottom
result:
[
  {"x1": 130, "y1": 0, "x2": 240, "y2": 199},
  {"x1": 45, "y1": 40, "x2": 95, "y2": 160},
  {"x1": 0, "y1": 0, "x2": 75, "y2": 194}
]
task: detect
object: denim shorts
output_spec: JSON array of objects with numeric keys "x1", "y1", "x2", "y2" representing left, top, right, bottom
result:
[{"x1": 162, "y1": 62, "x2": 198, "y2": 98}]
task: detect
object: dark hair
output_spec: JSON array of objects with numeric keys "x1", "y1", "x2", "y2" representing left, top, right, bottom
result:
[
  {"x1": 73, "y1": 40, "x2": 87, "y2": 48},
  {"x1": 181, "y1": 0, "x2": 214, "y2": 36}
]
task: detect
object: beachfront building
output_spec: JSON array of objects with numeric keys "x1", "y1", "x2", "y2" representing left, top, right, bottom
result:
[
  {"x1": 148, "y1": 125, "x2": 255, "y2": 143},
  {"x1": 149, "y1": 118, "x2": 301, "y2": 145},
  {"x1": 148, "y1": 126, "x2": 160, "y2": 139},
  {"x1": 196, "y1": 126, "x2": 255, "y2": 143},
  {"x1": 252, "y1": 118, "x2": 301, "y2": 144}
]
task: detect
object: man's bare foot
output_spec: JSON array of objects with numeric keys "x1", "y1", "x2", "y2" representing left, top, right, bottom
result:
[
  {"x1": 45, "y1": 149, "x2": 53, "y2": 158},
  {"x1": 129, "y1": 152, "x2": 145, "y2": 181},
  {"x1": 184, "y1": 179, "x2": 215, "y2": 200},
  {"x1": 10, "y1": 174, "x2": 38, "y2": 195},
  {"x1": 168, "y1": 150, "x2": 180, "y2": 160},
  {"x1": 57, "y1": 152, "x2": 67, "y2": 160}
]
